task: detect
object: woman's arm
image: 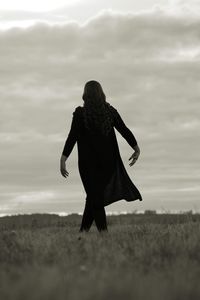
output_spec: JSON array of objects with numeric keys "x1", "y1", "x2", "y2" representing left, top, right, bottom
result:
[
  {"x1": 113, "y1": 108, "x2": 140, "y2": 166},
  {"x1": 113, "y1": 108, "x2": 138, "y2": 148},
  {"x1": 60, "y1": 108, "x2": 80, "y2": 177},
  {"x1": 61, "y1": 107, "x2": 80, "y2": 158}
]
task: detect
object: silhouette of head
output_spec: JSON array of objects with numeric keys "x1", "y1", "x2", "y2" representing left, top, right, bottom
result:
[
  {"x1": 81, "y1": 80, "x2": 114, "y2": 136},
  {"x1": 82, "y1": 80, "x2": 106, "y2": 103}
]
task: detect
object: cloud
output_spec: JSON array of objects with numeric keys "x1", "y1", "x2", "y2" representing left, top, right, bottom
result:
[
  {"x1": 12, "y1": 191, "x2": 55, "y2": 203},
  {"x1": 0, "y1": 0, "x2": 82, "y2": 12},
  {"x1": 1, "y1": 0, "x2": 200, "y2": 29},
  {"x1": 0, "y1": 8, "x2": 199, "y2": 213}
]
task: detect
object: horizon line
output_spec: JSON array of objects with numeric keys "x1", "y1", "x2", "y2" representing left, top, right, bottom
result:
[{"x1": 0, "y1": 209, "x2": 199, "y2": 218}]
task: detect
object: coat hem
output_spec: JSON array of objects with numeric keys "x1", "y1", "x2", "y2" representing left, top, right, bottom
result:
[{"x1": 103, "y1": 196, "x2": 142, "y2": 207}]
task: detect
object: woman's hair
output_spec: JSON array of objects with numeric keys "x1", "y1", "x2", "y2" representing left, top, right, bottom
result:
[{"x1": 82, "y1": 80, "x2": 115, "y2": 136}]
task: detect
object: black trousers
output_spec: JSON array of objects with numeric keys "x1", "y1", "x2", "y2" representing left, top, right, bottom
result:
[{"x1": 79, "y1": 197, "x2": 108, "y2": 232}]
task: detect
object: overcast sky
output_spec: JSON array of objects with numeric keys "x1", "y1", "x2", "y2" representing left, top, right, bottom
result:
[{"x1": 0, "y1": 0, "x2": 200, "y2": 216}]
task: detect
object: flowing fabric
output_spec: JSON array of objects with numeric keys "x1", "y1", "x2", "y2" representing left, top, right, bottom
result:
[{"x1": 62, "y1": 105, "x2": 142, "y2": 207}]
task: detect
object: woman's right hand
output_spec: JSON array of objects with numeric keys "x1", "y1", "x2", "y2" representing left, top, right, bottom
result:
[{"x1": 129, "y1": 145, "x2": 140, "y2": 166}]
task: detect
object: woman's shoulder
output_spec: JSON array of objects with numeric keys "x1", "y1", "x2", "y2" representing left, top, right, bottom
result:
[
  {"x1": 109, "y1": 104, "x2": 117, "y2": 112},
  {"x1": 73, "y1": 105, "x2": 83, "y2": 115},
  {"x1": 108, "y1": 104, "x2": 118, "y2": 117},
  {"x1": 73, "y1": 104, "x2": 118, "y2": 117}
]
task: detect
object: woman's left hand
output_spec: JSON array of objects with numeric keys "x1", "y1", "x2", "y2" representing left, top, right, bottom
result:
[
  {"x1": 60, "y1": 155, "x2": 69, "y2": 178},
  {"x1": 129, "y1": 145, "x2": 140, "y2": 166}
]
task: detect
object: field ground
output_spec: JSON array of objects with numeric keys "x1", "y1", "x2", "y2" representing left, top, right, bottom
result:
[{"x1": 0, "y1": 213, "x2": 200, "y2": 300}]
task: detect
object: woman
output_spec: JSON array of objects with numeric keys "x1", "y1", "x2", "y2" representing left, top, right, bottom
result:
[{"x1": 60, "y1": 80, "x2": 142, "y2": 233}]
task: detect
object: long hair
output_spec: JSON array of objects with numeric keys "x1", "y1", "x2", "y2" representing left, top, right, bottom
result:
[{"x1": 82, "y1": 80, "x2": 115, "y2": 136}]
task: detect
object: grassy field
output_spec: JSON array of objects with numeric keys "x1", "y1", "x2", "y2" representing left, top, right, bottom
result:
[{"x1": 0, "y1": 213, "x2": 200, "y2": 300}]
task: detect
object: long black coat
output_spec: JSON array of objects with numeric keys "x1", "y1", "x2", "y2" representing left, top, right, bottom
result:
[{"x1": 62, "y1": 105, "x2": 142, "y2": 208}]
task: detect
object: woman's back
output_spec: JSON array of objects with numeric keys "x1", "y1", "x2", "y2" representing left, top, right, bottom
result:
[{"x1": 60, "y1": 80, "x2": 142, "y2": 232}]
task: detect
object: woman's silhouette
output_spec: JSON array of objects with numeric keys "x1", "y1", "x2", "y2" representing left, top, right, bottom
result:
[{"x1": 60, "y1": 80, "x2": 142, "y2": 233}]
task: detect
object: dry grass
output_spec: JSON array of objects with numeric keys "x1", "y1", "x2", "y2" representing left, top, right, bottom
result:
[{"x1": 0, "y1": 213, "x2": 200, "y2": 300}]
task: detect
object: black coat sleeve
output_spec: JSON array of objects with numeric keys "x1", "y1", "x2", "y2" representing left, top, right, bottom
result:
[
  {"x1": 113, "y1": 108, "x2": 138, "y2": 149},
  {"x1": 62, "y1": 107, "x2": 80, "y2": 158}
]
